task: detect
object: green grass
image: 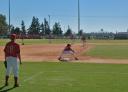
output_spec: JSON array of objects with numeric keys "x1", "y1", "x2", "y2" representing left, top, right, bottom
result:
[
  {"x1": 0, "y1": 39, "x2": 81, "y2": 46},
  {"x1": 1, "y1": 39, "x2": 128, "y2": 59},
  {"x1": 86, "y1": 45, "x2": 128, "y2": 59},
  {"x1": 1, "y1": 62, "x2": 128, "y2": 92},
  {"x1": 87, "y1": 40, "x2": 128, "y2": 46},
  {"x1": 1, "y1": 39, "x2": 128, "y2": 46}
]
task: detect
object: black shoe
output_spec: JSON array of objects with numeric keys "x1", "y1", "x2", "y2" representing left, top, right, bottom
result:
[
  {"x1": 5, "y1": 83, "x2": 8, "y2": 86},
  {"x1": 75, "y1": 57, "x2": 79, "y2": 60},
  {"x1": 14, "y1": 84, "x2": 19, "y2": 87},
  {"x1": 58, "y1": 57, "x2": 61, "y2": 61}
]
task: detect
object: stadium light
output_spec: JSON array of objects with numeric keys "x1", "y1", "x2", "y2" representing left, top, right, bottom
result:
[
  {"x1": 48, "y1": 15, "x2": 52, "y2": 43},
  {"x1": 48, "y1": 15, "x2": 51, "y2": 29},
  {"x1": 9, "y1": 0, "x2": 11, "y2": 34},
  {"x1": 78, "y1": 0, "x2": 80, "y2": 34}
]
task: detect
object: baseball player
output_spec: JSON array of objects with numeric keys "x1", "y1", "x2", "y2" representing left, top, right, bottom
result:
[
  {"x1": 4, "y1": 34, "x2": 22, "y2": 87},
  {"x1": 58, "y1": 44, "x2": 78, "y2": 61},
  {"x1": 81, "y1": 35, "x2": 86, "y2": 47}
]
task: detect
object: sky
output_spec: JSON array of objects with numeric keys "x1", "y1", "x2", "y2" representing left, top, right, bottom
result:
[{"x1": 0, "y1": 0, "x2": 128, "y2": 33}]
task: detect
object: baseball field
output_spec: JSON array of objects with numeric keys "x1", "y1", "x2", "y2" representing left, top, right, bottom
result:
[{"x1": 0, "y1": 39, "x2": 128, "y2": 92}]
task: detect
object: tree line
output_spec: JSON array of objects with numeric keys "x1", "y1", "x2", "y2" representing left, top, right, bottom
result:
[{"x1": 0, "y1": 14, "x2": 84, "y2": 38}]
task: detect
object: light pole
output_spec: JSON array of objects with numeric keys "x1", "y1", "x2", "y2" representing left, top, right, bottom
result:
[
  {"x1": 48, "y1": 15, "x2": 51, "y2": 29},
  {"x1": 48, "y1": 15, "x2": 51, "y2": 43},
  {"x1": 8, "y1": 0, "x2": 11, "y2": 34},
  {"x1": 78, "y1": 0, "x2": 80, "y2": 35}
]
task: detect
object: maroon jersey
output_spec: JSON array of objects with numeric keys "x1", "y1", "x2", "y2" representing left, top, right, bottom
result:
[
  {"x1": 4, "y1": 41, "x2": 20, "y2": 57},
  {"x1": 64, "y1": 46, "x2": 75, "y2": 52}
]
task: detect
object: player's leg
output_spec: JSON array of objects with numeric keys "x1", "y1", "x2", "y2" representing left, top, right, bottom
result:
[
  {"x1": 62, "y1": 51, "x2": 78, "y2": 61},
  {"x1": 83, "y1": 41, "x2": 85, "y2": 47},
  {"x1": 58, "y1": 51, "x2": 71, "y2": 61},
  {"x1": 12, "y1": 57, "x2": 19, "y2": 87},
  {"x1": 58, "y1": 51, "x2": 68, "y2": 60},
  {"x1": 58, "y1": 52, "x2": 63, "y2": 60},
  {"x1": 82, "y1": 40, "x2": 85, "y2": 47},
  {"x1": 70, "y1": 51, "x2": 78, "y2": 60},
  {"x1": 14, "y1": 77, "x2": 19, "y2": 87},
  {"x1": 5, "y1": 57, "x2": 12, "y2": 86}
]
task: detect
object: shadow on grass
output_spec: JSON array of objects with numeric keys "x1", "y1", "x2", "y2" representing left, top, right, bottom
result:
[{"x1": 0, "y1": 85, "x2": 16, "y2": 92}]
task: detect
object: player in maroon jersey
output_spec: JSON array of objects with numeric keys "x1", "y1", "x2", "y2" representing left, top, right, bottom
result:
[
  {"x1": 4, "y1": 34, "x2": 22, "y2": 87},
  {"x1": 58, "y1": 44, "x2": 78, "y2": 61}
]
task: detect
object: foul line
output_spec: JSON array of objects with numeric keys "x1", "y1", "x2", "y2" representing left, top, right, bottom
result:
[
  {"x1": 50, "y1": 71, "x2": 128, "y2": 75},
  {"x1": 23, "y1": 72, "x2": 44, "y2": 82},
  {"x1": 21, "y1": 71, "x2": 128, "y2": 85}
]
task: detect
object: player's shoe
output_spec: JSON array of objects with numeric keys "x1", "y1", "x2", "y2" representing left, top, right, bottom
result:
[
  {"x1": 14, "y1": 84, "x2": 20, "y2": 87},
  {"x1": 75, "y1": 57, "x2": 79, "y2": 60},
  {"x1": 5, "y1": 83, "x2": 8, "y2": 86},
  {"x1": 58, "y1": 57, "x2": 62, "y2": 61}
]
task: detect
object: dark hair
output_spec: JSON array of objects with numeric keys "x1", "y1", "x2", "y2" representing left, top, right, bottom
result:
[{"x1": 67, "y1": 44, "x2": 71, "y2": 47}]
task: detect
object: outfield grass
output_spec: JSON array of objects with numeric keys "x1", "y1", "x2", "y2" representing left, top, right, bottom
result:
[
  {"x1": 1, "y1": 39, "x2": 128, "y2": 59},
  {"x1": 0, "y1": 62, "x2": 128, "y2": 92},
  {"x1": 85, "y1": 44, "x2": 128, "y2": 59},
  {"x1": 0, "y1": 39, "x2": 81, "y2": 46},
  {"x1": 1, "y1": 39, "x2": 128, "y2": 46},
  {"x1": 86, "y1": 45, "x2": 128, "y2": 59},
  {"x1": 85, "y1": 40, "x2": 128, "y2": 59},
  {"x1": 88, "y1": 40, "x2": 128, "y2": 46}
]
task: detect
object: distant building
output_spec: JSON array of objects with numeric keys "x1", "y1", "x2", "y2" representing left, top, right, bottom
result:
[
  {"x1": 86, "y1": 32, "x2": 115, "y2": 40},
  {"x1": 115, "y1": 32, "x2": 128, "y2": 39}
]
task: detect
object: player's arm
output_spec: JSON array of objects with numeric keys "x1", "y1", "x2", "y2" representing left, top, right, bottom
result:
[
  {"x1": 4, "y1": 51, "x2": 6, "y2": 61},
  {"x1": 70, "y1": 48, "x2": 75, "y2": 53},
  {"x1": 70, "y1": 48, "x2": 79, "y2": 60},
  {"x1": 17, "y1": 45, "x2": 22, "y2": 64},
  {"x1": 3, "y1": 44, "x2": 7, "y2": 68},
  {"x1": 4, "y1": 53, "x2": 6, "y2": 61},
  {"x1": 17, "y1": 53, "x2": 22, "y2": 64},
  {"x1": 4, "y1": 44, "x2": 7, "y2": 61}
]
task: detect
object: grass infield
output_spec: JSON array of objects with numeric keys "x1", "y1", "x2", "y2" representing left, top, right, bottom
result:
[{"x1": 0, "y1": 62, "x2": 128, "y2": 92}]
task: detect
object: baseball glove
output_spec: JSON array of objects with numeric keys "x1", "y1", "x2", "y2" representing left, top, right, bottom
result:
[{"x1": 4, "y1": 61, "x2": 7, "y2": 69}]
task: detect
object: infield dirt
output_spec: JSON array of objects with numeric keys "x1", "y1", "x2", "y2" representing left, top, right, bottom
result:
[{"x1": 0, "y1": 44, "x2": 128, "y2": 64}]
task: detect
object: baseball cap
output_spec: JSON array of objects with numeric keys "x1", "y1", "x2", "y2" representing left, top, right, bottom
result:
[{"x1": 10, "y1": 34, "x2": 16, "y2": 39}]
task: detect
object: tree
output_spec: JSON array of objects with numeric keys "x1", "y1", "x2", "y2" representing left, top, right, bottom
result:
[
  {"x1": 101, "y1": 28, "x2": 104, "y2": 33},
  {"x1": 52, "y1": 22, "x2": 63, "y2": 36},
  {"x1": 40, "y1": 22, "x2": 45, "y2": 36},
  {"x1": 10, "y1": 25, "x2": 15, "y2": 34},
  {"x1": 21, "y1": 20, "x2": 26, "y2": 35},
  {"x1": 10, "y1": 26, "x2": 21, "y2": 35},
  {"x1": 64, "y1": 25, "x2": 72, "y2": 37},
  {"x1": 78, "y1": 29, "x2": 83, "y2": 37},
  {"x1": 15, "y1": 27, "x2": 21, "y2": 35},
  {"x1": 44, "y1": 18, "x2": 50, "y2": 35},
  {"x1": 0, "y1": 14, "x2": 8, "y2": 35},
  {"x1": 28, "y1": 16, "x2": 40, "y2": 35}
]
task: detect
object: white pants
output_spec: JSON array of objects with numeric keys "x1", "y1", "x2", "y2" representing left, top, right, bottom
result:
[
  {"x1": 6, "y1": 57, "x2": 19, "y2": 77},
  {"x1": 63, "y1": 51, "x2": 74, "y2": 54},
  {"x1": 60, "y1": 51, "x2": 74, "y2": 59}
]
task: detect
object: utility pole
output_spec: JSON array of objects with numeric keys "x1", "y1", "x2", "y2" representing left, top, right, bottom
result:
[
  {"x1": 48, "y1": 15, "x2": 51, "y2": 29},
  {"x1": 78, "y1": 0, "x2": 80, "y2": 35},
  {"x1": 48, "y1": 15, "x2": 51, "y2": 43},
  {"x1": 9, "y1": 0, "x2": 11, "y2": 34}
]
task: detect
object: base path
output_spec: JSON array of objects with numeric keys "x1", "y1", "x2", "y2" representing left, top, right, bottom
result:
[{"x1": 0, "y1": 44, "x2": 128, "y2": 64}]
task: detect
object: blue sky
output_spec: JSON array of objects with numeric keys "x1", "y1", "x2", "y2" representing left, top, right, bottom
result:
[{"x1": 0, "y1": 0, "x2": 128, "y2": 33}]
